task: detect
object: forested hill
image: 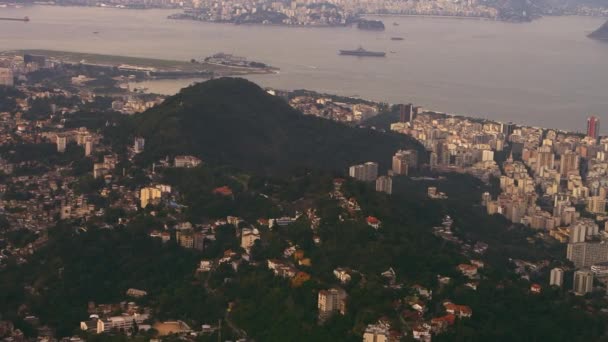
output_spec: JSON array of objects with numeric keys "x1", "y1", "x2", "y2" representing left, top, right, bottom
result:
[{"x1": 133, "y1": 78, "x2": 424, "y2": 175}]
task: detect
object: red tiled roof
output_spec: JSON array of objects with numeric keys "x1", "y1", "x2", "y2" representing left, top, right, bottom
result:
[
  {"x1": 367, "y1": 216, "x2": 380, "y2": 224},
  {"x1": 213, "y1": 186, "x2": 233, "y2": 196},
  {"x1": 458, "y1": 264, "x2": 478, "y2": 271},
  {"x1": 432, "y1": 314, "x2": 456, "y2": 326}
]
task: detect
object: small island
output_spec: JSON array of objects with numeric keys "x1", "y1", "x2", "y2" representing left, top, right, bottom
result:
[
  {"x1": 589, "y1": 19, "x2": 608, "y2": 41},
  {"x1": 357, "y1": 19, "x2": 385, "y2": 31}
]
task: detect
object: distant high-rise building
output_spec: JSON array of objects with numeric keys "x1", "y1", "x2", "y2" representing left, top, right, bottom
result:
[
  {"x1": 429, "y1": 152, "x2": 438, "y2": 169},
  {"x1": 567, "y1": 242, "x2": 608, "y2": 268},
  {"x1": 481, "y1": 150, "x2": 494, "y2": 162},
  {"x1": 392, "y1": 149, "x2": 417, "y2": 175},
  {"x1": 399, "y1": 103, "x2": 414, "y2": 123},
  {"x1": 511, "y1": 141, "x2": 524, "y2": 158},
  {"x1": 559, "y1": 150, "x2": 579, "y2": 177},
  {"x1": 318, "y1": 288, "x2": 347, "y2": 323},
  {"x1": 84, "y1": 138, "x2": 94, "y2": 157},
  {"x1": 178, "y1": 231, "x2": 194, "y2": 249},
  {"x1": 570, "y1": 222, "x2": 588, "y2": 243},
  {"x1": 140, "y1": 187, "x2": 161, "y2": 208},
  {"x1": 392, "y1": 154, "x2": 409, "y2": 176},
  {"x1": 349, "y1": 164, "x2": 365, "y2": 180},
  {"x1": 587, "y1": 116, "x2": 600, "y2": 139},
  {"x1": 536, "y1": 146, "x2": 554, "y2": 174},
  {"x1": 194, "y1": 232, "x2": 206, "y2": 251},
  {"x1": 0, "y1": 68, "x2": 13, "y2": 87},
  {"x1": 349, "y1": 162, "x2": 378, "y2": 182},
  {"x1": 56, "y1": 134, "x2": 67, "y2": 153},
  {"x1": 437, "y1": 143, "x2": 450, "y2": 166},
  {"x1": 133, "y1": 137, "x2": 145, "y2": 153},
  {"x1": 363, "y1": 323, "x2": 390, "y2": 342},
  {"x1": 587, "y1": 194, "x2": 607, "y2": 214},
  {"x1": 24, "y1": 54, "x2": 46, "y2": 67},
  {"x1": 500, "y1": 122, "x2": 515, "y2": 140},
  {"x1": 573, "y1": 269, "x2": 593, "y2": 296},
  {"x1": 364, "y1": 162, "x2": 378, "y2": 181},
  {"x1": 375, "y1": 175, "x2": 392, "y2": 195},
  {"x1": 550, "y1": 267, "x2": 564, "y2": 287}
]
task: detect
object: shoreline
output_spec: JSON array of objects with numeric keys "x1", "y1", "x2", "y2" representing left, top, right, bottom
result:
[
  {"x1": 3, "y1": 4, "x2": 607, "y2": 23},
  {"x1": 1, "y1": 49, "x2": 276, "y2": 77},
  {"x1": 366, "y1": 13, "x2": 494, "y2": 21},
  {"x1": 258, "y1": 83, "x2": 589, "y2": 136}
]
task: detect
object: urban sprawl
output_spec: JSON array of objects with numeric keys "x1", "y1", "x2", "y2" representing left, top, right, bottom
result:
[{"x1": 0, "y1": 48, "x2": 607, "y2": 342}]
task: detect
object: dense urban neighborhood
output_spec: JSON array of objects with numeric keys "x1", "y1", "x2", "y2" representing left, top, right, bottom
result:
[{"x1": 0, "y1": 50, "x2": 608, "y2": 342}]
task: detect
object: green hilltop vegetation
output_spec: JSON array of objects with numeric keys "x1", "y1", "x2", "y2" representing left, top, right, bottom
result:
[
  {"x1": 1, "y1": 168, "x2": 605, "y2": 341},
  {"x1": 133, "y1": 78, "x2": 425, "y2": 175}
]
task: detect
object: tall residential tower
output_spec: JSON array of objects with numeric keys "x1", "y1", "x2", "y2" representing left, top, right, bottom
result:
[{"x1": 587, "y1": 116, "x2": 600, "y2": 139}]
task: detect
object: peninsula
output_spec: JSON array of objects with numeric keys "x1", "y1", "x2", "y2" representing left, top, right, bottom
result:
[
  {"x1": 589, "y1": 19, "x2": 608, "y2": 40},
  {"x1": 1, "y1": 49, "x2": 276, "y2": 78}
]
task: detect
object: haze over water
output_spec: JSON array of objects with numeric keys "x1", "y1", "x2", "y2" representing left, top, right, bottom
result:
[{"x1": 1, "y1": 5, "x2": 607, "y2": 133}]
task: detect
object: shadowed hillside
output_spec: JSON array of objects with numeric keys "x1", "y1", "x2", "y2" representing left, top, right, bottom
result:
[{"x1": 134, "y1": 77, "x2": 425, "y2": 175}]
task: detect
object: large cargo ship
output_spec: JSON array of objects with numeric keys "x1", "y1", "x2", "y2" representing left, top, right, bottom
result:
[{"x1": 339, "y1": 47, "x2": 386, "y2": 57}]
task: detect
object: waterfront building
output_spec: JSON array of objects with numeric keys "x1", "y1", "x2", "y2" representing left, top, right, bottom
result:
[{"x1": 399, "y1": 103, "x2": 413, "y2": 123}]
